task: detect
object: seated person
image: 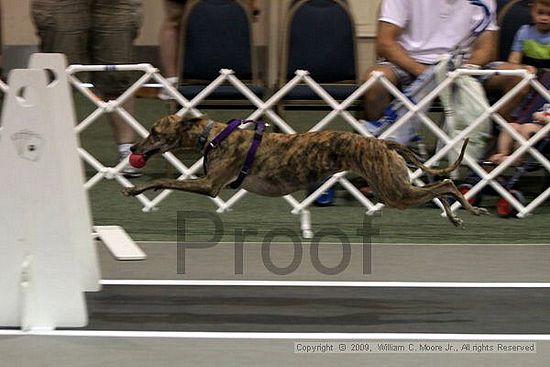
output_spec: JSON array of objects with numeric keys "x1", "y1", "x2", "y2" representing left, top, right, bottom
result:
[
  {"x1": 362, "y1": 0, "x2": 533, "y2": 133},
  {"x1": 507, "y1": 0, "x2": 550, "y2": 69},
  {"x1": 490, "y1": 0, "x2": 550, "y2": 164}
]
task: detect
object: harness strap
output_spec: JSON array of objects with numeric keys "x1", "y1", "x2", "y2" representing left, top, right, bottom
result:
[
  {"x1": 228, "y1": 121, "x2": 266, "y2": 189},
  {"x1": 202, "y1": 119, "x2": 266, "y2": 189},
  {"x1": 203, "y1": 118, "x2": 242, "y2": 175}
]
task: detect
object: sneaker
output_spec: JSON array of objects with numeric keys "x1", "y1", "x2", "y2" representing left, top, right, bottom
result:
[{"x1": 119, "y1": 151, "x2": 142, "y2": 178}]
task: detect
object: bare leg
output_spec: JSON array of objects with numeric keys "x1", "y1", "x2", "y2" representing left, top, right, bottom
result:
[
  {"x1": 489, "y1": 122, "x2": 521, "y2": 164},
  {"x1": 519, "y1": 123, "x2": 543, "y2": 139},
  {"x1": 362, "y1": 64, "x2": 399, "y2": 120},
  {"x1": 158, "y1": 0, "x2": 187, "y2": 79},
  {"x1": 157, "y1": 0, "x2": 258, "y2": 78},
  {"x1": 515, "y1": 123, "x2": 543, "y2": 163},
  {"x1": 108, "y1": 97, "x2": 136, "y2": 145}
]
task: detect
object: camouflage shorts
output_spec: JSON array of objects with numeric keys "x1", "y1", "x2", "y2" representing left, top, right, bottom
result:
[{"x1": 31, "y1": 0, "x2": 143, "y2": 96}]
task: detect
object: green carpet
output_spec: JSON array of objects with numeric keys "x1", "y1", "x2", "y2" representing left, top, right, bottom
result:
[{"x1": 76, "y1": 95, "x2": 550, "y2": 244}]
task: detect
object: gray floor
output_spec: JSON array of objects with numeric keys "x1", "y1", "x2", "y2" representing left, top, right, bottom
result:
[
  {"x1": 100, "y1": 242, "x2": 550, "y2": 282},
  {"x1": 2, "y1": 242, "x2": 550, "y2": 366},
  {"x1": 1, "y1": 336, "x2": 548, "y2": 367},
  {"x1": 89, "y1": 242, "x2": 550, "y2": 333}
]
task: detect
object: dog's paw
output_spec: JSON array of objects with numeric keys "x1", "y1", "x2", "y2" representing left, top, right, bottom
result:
[
  {"x1": 451, "y1": 216, "x2": 465, "y2": 229},
  {"x1": 472, "y1": 206, "x2": 490, "y2": 216}
]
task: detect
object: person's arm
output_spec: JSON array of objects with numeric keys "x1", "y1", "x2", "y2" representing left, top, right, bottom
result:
[
  {"x1": 507, "y1": 26, "x2": 537, "y2": 73},
  {"x1": 507, "y1": 50, "x2": 524, "y2": 64},
  {"x1": 376, "y1": 21, "x2": 428, "y2": 77},
  {"x1": 465, "y1": 30, "x2": 497, "y2": 66},
  {"x1": 507, "y1": 25, "x2": 528, "y2": 65},
  {"x1": 465, "y1": 0, "x2": 498, "y2": 67}
]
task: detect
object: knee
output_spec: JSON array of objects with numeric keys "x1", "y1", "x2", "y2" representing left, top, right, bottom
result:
[
  {"x1": 363, "y1": 83, "x2": 388, "y2": 108},
  {"x1": 362, "y1": 67, "x2": 396, "y2": 118},
  {"x1": 510, "y1": 122, "x2": 522, "y2": 131},
  {"x1": 520, "y1": 124, "x2": 541, "y2": 138},
  {"x1": 362, "y1": 65, "x2": 396, "y2": 87}
]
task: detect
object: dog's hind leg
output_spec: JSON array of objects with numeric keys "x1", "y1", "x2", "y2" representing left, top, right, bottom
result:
[
  {"x1": 435, "y1": 195, "x2": 465, "y2": 228},
  {"x1": 396, "y1": 179, "x2": 488, "y2": 217},
  {"x1": 424, "y1": 179, "x2": 489, "y2": 216},
  {"x1": 379, "y1": 183, "x2": 466, "y2": 226}
]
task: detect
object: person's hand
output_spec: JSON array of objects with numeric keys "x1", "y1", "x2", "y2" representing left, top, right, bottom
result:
[{"x1": 523, "y1": 64, "x2": 537, "y2": 75}]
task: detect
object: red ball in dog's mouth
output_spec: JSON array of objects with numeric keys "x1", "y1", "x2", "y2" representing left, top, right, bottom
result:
[{"x1": 129, "y1": 153, "x2": 146, "y2": 168}]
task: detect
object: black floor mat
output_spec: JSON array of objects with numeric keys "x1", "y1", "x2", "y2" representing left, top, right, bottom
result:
[{"x1": 80, "y1": 285, "x2": 550, "y2": 334}]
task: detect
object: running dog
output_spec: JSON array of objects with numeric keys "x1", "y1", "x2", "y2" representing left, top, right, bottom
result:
[{"x1": 122, "y1": 115, "x2": 489, "y2": 227}]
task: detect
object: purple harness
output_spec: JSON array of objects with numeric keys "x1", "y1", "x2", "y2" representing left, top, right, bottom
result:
[{"x1": 202, "y1": 119, "x2": 266, "y2": 189}]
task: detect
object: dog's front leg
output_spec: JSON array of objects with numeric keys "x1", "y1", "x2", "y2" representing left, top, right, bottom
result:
[{"x1": 122, "y1": 177, "x2": 224, "y2": 197}]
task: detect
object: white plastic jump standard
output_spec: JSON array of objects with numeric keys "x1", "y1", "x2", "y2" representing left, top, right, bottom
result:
[
  {"x1": 28, "y1": 53, "x2": 101, "y2": 292},
  {"x1": 0, "y1": 62, "x2": 100, "y2": 330}
]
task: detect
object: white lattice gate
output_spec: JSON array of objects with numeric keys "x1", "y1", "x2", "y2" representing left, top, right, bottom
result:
[{"x1": 4, "y1": 55, "x2": 548, "y2": 237}]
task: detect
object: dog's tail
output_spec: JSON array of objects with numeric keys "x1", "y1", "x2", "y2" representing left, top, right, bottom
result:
[{"x1": 385, "y1": 138, "x2": 469, "y2": 175}]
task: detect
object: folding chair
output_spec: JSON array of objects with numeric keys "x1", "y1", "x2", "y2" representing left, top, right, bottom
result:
[
  {"x1": 278, "y1": 0, "x2": 359, "y2": 111},
  {"x1": 176, "y1": 0, "x2": 266, "y2": 108},
  {"x1": 497, "y1": 0, "x2": 513, "y2": 12}
]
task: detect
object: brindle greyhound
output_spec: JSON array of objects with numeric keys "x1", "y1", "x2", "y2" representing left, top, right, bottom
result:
[{"x1": 122, "y1": 115, "x2": 489, "y2": 227}]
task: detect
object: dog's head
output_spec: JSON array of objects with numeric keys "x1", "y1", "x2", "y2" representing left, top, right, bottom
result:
[{"x1": 130, "y1": 114, "x2": 205, "y2": 158}]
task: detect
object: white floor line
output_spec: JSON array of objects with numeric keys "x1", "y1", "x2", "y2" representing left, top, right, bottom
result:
[
  {"x1": 0, "y1": 330, "x2": 549, "y2": 340},
  {"x1": 100, "y1": 280, "x2": 550, "y2": 288}
]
